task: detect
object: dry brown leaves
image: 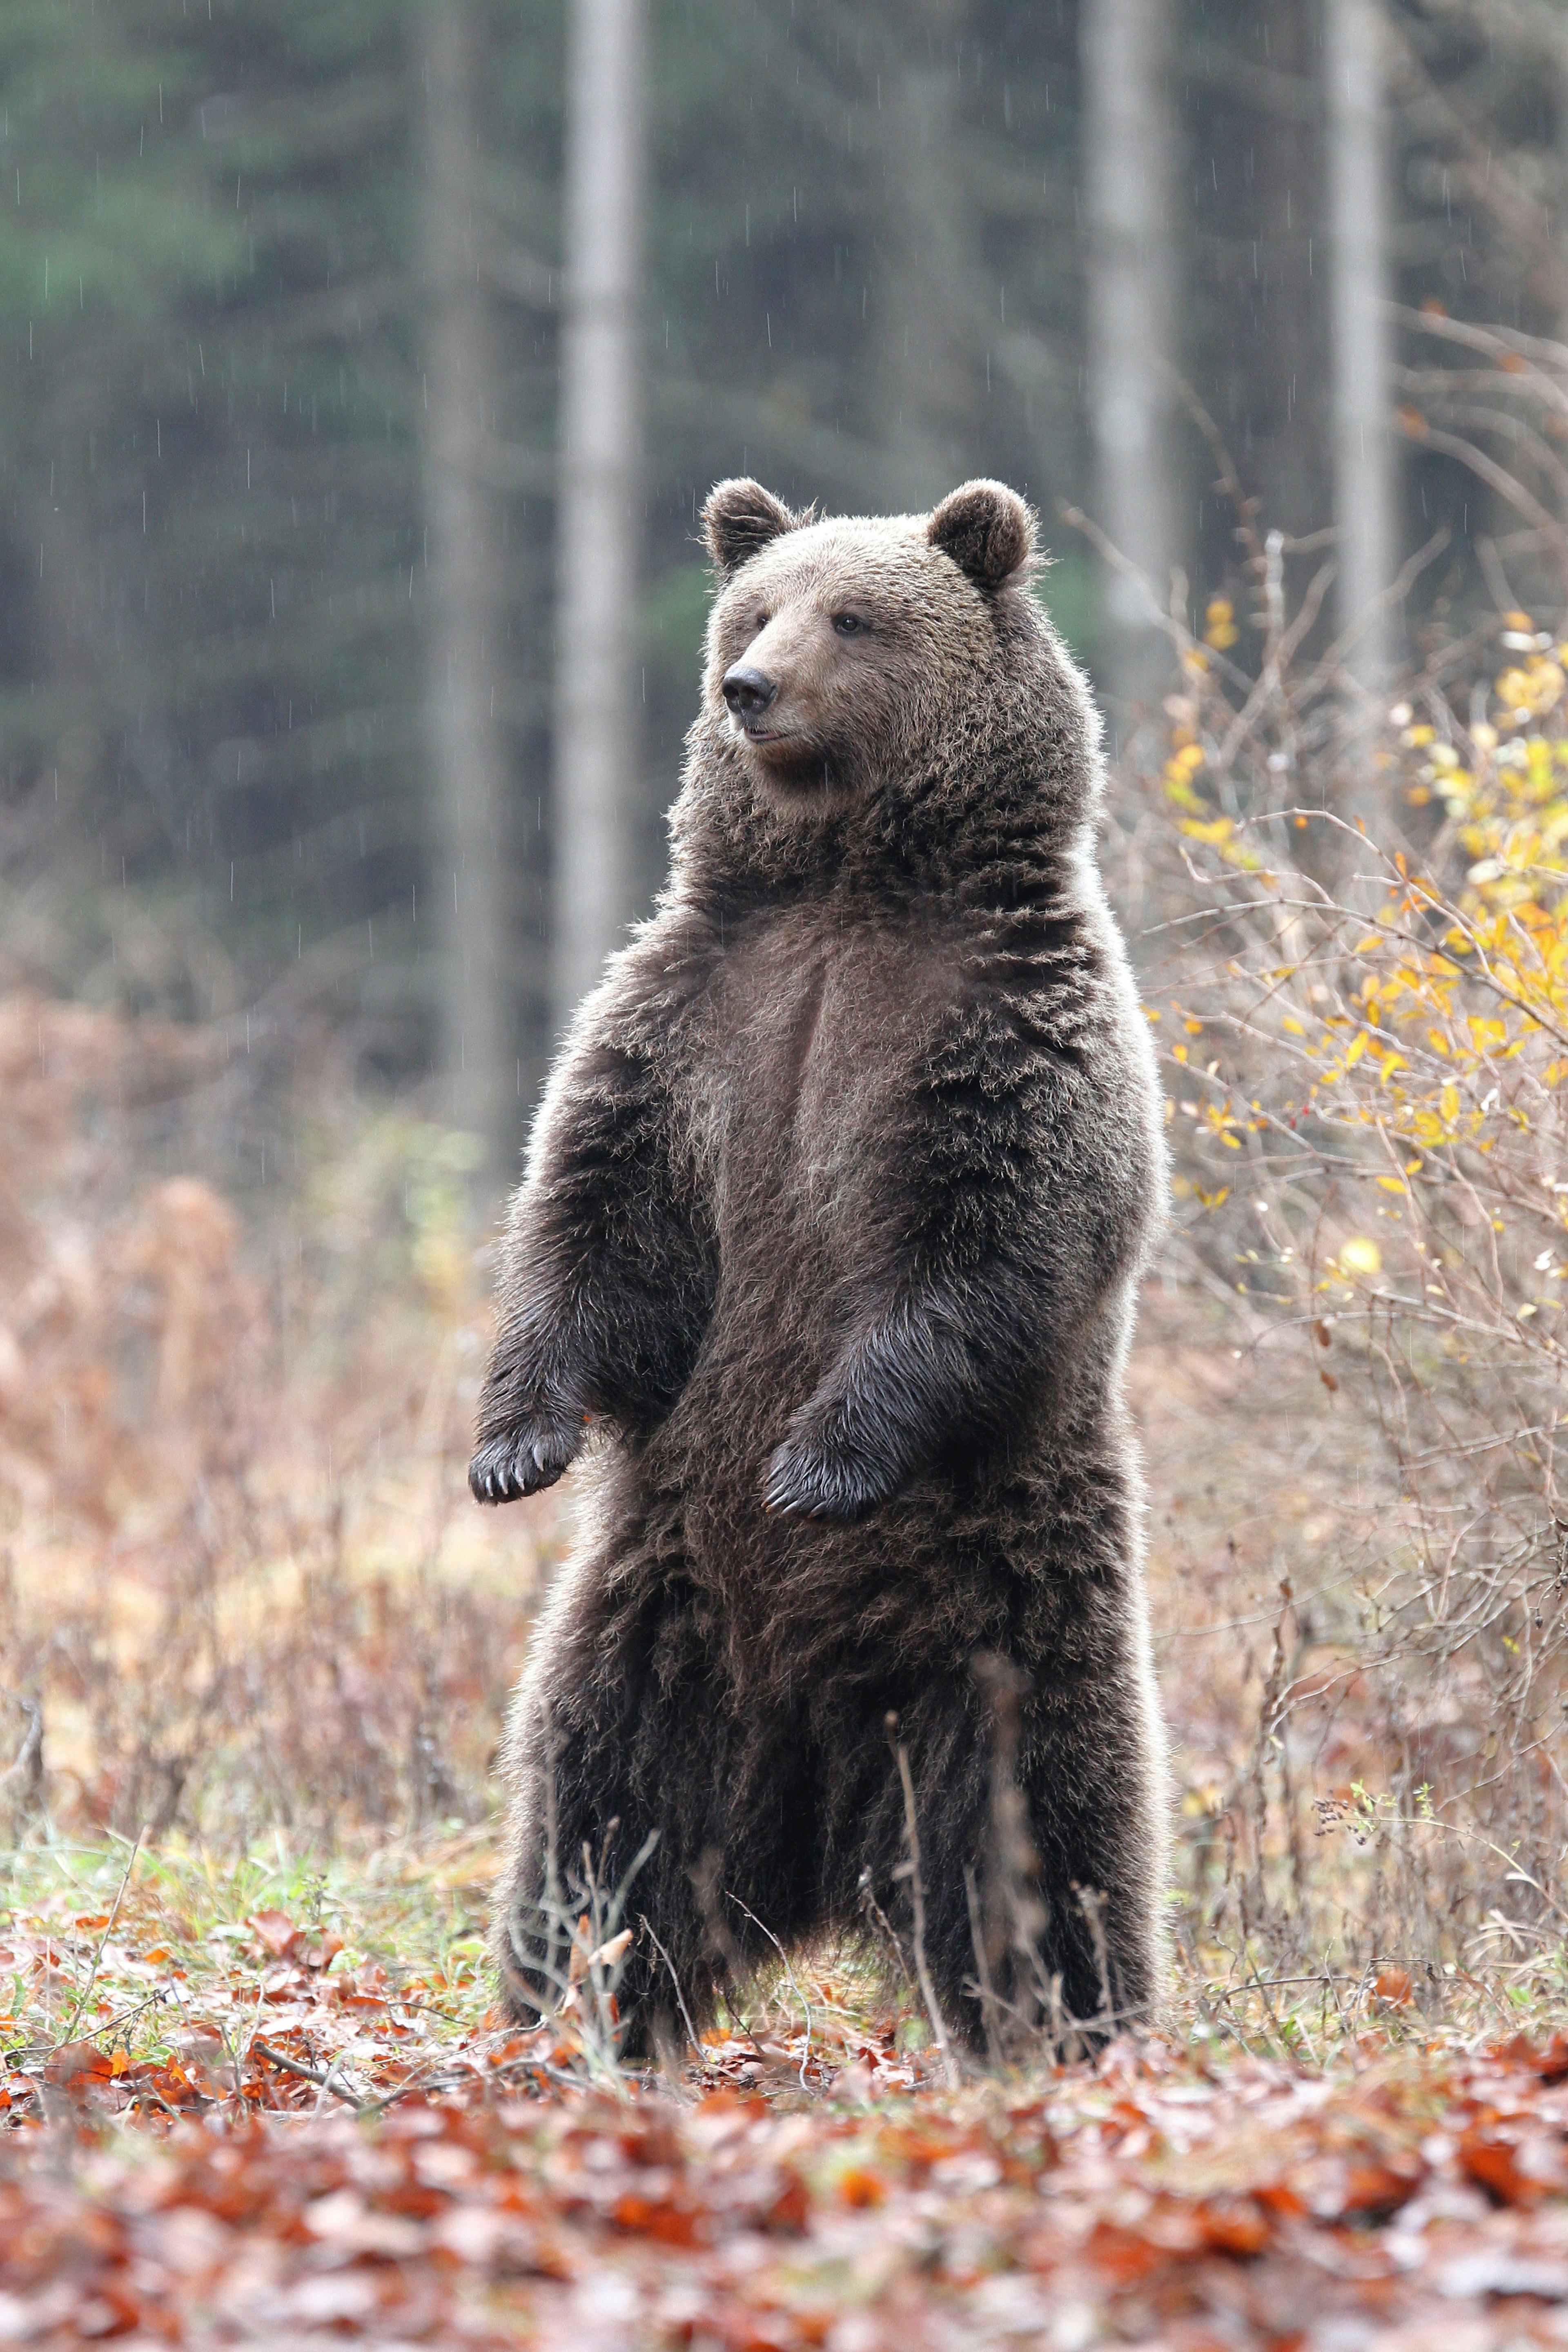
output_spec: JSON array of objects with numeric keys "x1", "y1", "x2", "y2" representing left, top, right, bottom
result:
[{"x1": 10, "y1": 2024, "x2": 1568, "y2": 2346}]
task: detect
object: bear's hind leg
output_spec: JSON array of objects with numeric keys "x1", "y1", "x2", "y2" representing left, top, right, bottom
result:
[
  {"x1": 492, "y1": 1557, "x2": 824, "y2": 2057},
  {"x1": 840, "y1": 1668, "x2": 1164, "y2": 2062},
  {"x1": 491, "y1": 1573, "x2": 719, "y2": 2053},
  {"x1": 965, "y1": 1690, "x2": 1164, "y2": 2055}
]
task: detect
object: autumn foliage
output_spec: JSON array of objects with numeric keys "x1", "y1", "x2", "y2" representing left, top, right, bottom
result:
[{"x1": 1123, "y1": 506, "x2": 1568, "y2": 1998}]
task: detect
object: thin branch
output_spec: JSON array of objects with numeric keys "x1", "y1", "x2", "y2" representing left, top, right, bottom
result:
[
  {"x1": 251, "y1": 2039, "x2": 366, "y2": 2110},
  {"x1": 56, "y1": 1830, "x2": 143, "y2": 2051},
  {"x1": 639, "y1": 1911, "x2": 702, "y2": 2060},
  {"x1": 726, "y1": 1892, "x2": 814, "y2": 2088},
  {"x1": 887, "y1": 1716, "x2": 961, "y2": 2090}
]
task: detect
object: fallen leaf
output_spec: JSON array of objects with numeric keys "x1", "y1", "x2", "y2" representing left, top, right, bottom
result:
[{"x1": 247, "y1": 1911, "x2": 301, "y2": 1960}]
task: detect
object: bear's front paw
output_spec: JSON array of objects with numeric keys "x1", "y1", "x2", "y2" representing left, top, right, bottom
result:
[
  {"x1": 469, "y1": 1411, "x2": 584, "y2": 1506},
  {"x1": 763, "y1": 1423, "x2": 900, "y2": 1523}
]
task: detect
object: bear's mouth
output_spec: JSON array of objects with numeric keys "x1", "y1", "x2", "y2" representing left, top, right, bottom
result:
[
  {"x1": 729, "y1": 714, "x2": 835, "y2": 791},
  {"x1": 733, "y1": 716, "x2": 817, "y2": 763}
]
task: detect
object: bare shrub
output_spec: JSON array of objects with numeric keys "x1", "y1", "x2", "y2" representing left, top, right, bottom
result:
[
  {"x1": 0, "y1": 992, "x2": 545, "y2": 1851},
  {"x1": 1094, "y1": 430, "x2": 1568, "y2": 2009}
]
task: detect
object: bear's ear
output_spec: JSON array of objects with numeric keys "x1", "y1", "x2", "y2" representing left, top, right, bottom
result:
[
  {"x1": 702, "y1": 478, "x2": 801, "y2": 578},
  {"x1": 927, "y1": 479, "x2": 1036, "y2": 590}
]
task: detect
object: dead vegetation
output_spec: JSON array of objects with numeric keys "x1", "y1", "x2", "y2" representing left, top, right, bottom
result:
[
  {"x1": 1097, "y1": 411, "x2": 1568, "y2": 2046},
  {"x1": 0, "y1": 986, "x2": 543, "y2": 1855}
]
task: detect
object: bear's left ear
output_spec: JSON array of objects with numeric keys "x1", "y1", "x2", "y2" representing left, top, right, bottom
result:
[
  {"x1": 928, "y1": 479, "x2": 1036, "y2": 590},
  {"x1": 702, "y1": 478, "x2": 802, "y2": 579}
]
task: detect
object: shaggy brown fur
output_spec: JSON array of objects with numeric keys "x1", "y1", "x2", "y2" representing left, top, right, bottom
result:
[{"x1": 470, "y1": 477, "x2": 1169, "y2": 2050}]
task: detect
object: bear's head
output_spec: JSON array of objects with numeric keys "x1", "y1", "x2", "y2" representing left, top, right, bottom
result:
[{"x1": 682, "y1": 478, "x2": 1100, "y2": 886}]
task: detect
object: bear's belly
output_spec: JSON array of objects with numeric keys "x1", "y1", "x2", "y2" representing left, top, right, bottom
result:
[{"x1": 639, "y1": 907, "x2": 966, "y2": 1569}]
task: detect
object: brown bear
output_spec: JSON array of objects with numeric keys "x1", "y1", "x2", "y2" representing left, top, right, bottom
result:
[{"x1": 470, "y1": 477, "x2": 1169, "y2": 2053}]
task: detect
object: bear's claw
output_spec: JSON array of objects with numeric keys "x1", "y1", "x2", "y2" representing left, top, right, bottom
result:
[
  {"x1": 763, "y1": 1430, "x2": 895, "y2": 1523},
  {"x1": 469, "y1": 1416, "x2": 582, "y2": 1506}
]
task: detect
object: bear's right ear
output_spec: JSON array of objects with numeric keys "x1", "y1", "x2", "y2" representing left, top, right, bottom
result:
[{"x1": 702, "y1": 478, "x2": 800, "y2": 579}]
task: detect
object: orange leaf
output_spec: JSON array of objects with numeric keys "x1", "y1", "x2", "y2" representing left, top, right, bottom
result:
[
  {"x1": 1195, "y1": 2195, "x2": 1272, "y2": 2256},
  {"x1": 611, "y1": 2192, "x2": 702, "y2": 2246},
  {"x1": 249, "y1": 1909, "x2": 303, "y2": 1959},
  {"x1": 45, "y1": 2040, "x2": 114, "y2": 2087},
  {"x1": 1461, "y1": 2130, "x2": 1546, "y2": 2207}
]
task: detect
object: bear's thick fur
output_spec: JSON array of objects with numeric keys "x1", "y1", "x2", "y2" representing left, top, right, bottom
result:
[{"x1": 470, "y1": 477, "x2": 1169, "y2": 2050}]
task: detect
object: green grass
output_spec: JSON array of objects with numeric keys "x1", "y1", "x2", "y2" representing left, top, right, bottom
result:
[{"x1": 1, "y1": 1828, "x2": 496, "y2": 2087}]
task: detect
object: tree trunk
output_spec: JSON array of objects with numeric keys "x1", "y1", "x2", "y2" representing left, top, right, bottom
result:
[
  {"x1": 878, "y1": 3, "x2": 979, "y2": 512},
  {"x1": 551, "y1": 0, "x2": 647, "y2": 1039},
  {"x1": 1326, "y1": 0, "x2": 1397, "y2": 701},
  {"x1": 1082, "y1": 0, "x2": 1181, "y2": 726},
  {"x1": 1248, "y1": 0, "x2": 1331, "y2": 544},
  {"x1": 419, "y1": 0, "x2": 511, "y2": 1160}
]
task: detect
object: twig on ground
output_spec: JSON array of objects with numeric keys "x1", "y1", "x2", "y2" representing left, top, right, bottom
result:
[
  {"x1": 726, "y1": 1891, "x2": 813, "y2": 2087},
  {"x1": 887, "y1": 1713, "x2": 961, "y2": 2090},
  {"x1": 252, "y1": 2038, "x2": 366, "y2": 2111},
  {"x1": 964, "y1": 1864, "x2": 1003, "y2": 2068},
  {"x1": 639, "y1": 1910, "x2": 702, "y2": 2058},
  {"x1": 56, "y1": 1829, "x2": 144, "y2": 2050}
]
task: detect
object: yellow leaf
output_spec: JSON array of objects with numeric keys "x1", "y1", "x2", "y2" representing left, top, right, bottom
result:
[
  {"x1": 1376, "y1": 1176, "x2": 1406, "y2": 1193},
  {"x1": 1282, "y1": 1016, "x2": 1305, "y2": 1035},
  {"x1": 1339, "y1": 1237, "x2": 1383, "y2": 1276},
  {"x1": 1202, "y1": 597, "x2": 1239, "y2": 650}
]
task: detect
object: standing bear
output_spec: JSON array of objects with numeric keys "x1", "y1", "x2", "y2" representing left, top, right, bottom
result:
[{"x1": 470, "y1": 477, "x2": 1169, "y2": 2051}]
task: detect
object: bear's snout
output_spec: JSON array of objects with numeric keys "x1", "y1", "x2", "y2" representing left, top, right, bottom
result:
[{"x1": 722, "y1": 664, "x2": 779, "y2": 722}]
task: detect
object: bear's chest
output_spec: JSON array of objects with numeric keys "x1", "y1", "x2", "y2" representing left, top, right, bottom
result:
[{"x1": 692, "y1": 908, "x2": 960, "y2": 1249}]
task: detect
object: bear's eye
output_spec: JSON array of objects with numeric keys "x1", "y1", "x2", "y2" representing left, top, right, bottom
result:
[
  {"x1": 753, "y1": 611, "x2": 770, "y2": 633},
  {"x1": 831, "y1": 612, "x2": 863, "y2": 638}
]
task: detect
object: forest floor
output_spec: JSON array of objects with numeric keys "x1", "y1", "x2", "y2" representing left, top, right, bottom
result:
[{"x1": 7, "y1": 1836, "x2": 1568, "y2": 2348}]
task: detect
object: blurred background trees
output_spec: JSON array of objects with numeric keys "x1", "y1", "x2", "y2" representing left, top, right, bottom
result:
[{"x1": 1, "y1": 0, "x2": 1567, "y2": 1170}]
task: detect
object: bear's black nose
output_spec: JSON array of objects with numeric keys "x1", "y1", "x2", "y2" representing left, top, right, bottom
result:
[{"x1": 722, "y1": 664, "x2": 778, "y2": 719}]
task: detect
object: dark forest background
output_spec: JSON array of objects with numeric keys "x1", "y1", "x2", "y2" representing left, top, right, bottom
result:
[{"x1": 1, "y1": 0, "x2": 1564, "y2": 1176}]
